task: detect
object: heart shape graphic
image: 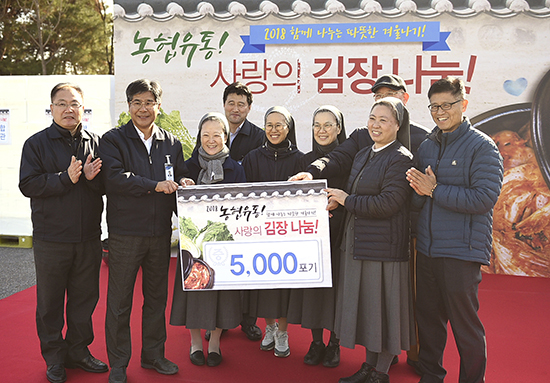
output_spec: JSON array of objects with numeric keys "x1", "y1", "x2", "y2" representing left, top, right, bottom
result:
[{"x1": 503, "y1": 78, "x2": 528, "y2": 96}]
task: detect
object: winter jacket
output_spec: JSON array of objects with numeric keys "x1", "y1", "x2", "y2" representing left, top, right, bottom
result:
[
  {"x1": 185, "y1": 150, "x2": 246, "y2": 184},
  {"x1": 99, "y1": 121, "x2": 189, "y2": 237},
  {"x1": 306, "y1": 122, "x2": 430, "y2": 236},
  {"x1": 345, "y1": 141, "x2": 413, "y2": 262},
  {"x1": 19, "y1": 123, "x2": 104, "y2": 243},
  {"x1": 228, "y1": 119, "x2": 265, "y2": 164},
  {"x1": 412, "y1": 118, "x2": 503, "y2": 265},
  {"x1": 242, "y1": 141, "x2": 304, "y2": 182}
]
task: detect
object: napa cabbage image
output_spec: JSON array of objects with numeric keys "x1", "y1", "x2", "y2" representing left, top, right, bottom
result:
[
  {"x1": 196, "y1": 221, "x2": 234, "y2": 250},
  {"x1": 179, "y1": 217, "x2": 233, "y2": 259}
]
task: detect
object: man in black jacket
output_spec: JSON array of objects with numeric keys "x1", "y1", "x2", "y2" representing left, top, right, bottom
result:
[
  {"x1": 100, "y1": 79, "x2": 193, "y2": 383},
  {"x1": 292, "y1": 74, "x2": 430, "y2": 181},
  {"x1": 223, "y1": 82, "x2": 264, "y2": 165},
  {"x1": 19, "y1": 83, "x2": 107, "y2": 383},
  {"x1": 222, "y1": 81, "x2": 263, "y2": 340}
]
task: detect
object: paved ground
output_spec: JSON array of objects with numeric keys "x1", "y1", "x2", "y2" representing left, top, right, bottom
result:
[{"x1": 0, "y1": 246, "x2": 36, "y2": 299}]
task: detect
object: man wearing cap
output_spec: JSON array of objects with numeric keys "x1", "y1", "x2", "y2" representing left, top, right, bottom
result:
[
  {"x1": 371, "y1": 74, "x2": 431, "y2": 156},
  {"x1": 292, "y1": 74, "x2": 429, "y2": 182},
  {"x1": 290, "y1": 74, "x2": 430, "y2": 366}
]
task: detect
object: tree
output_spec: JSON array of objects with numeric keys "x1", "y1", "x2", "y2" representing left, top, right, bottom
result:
[{"x1": 0, "y1": 0, "x2": 113, "y2": 75}]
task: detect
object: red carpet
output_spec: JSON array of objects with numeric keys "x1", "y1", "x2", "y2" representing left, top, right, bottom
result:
[{"x1": 1, "y1": 259, "x2": 549, "y2": 383}]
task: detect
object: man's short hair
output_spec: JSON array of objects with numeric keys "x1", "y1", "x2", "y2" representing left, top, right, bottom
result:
[
  {"x1": 428, "y1": 77, "x2": 466, "y2": 100},
  {"x1": 51, "y1": 83, "x2": 83, "y2": 102},
  {"x1": 223, "y1": 82, "x2": 253, "y2": 106},
  {"x1": 126, "y1": 79, "x2": 162, "y2": 103}
]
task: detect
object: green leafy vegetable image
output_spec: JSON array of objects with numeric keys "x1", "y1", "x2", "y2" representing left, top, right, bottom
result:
[
  {"x1": 180, "y1": 216, "x2": 199, "y2": 240},
  {"x1": 178, "y1": 217, "x2": 233, "y2": 259},
  {"x1": 196, "y1": 221, "x2": 234, "y2": 251}
]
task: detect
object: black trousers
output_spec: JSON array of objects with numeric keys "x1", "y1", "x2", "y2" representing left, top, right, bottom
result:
[
  {"x1": 416, "y1": 252, "x2": 486, "y2": 383},
  {"x1": 105, "y1": 233, "x2": 171, "y2": 367},
  {"x1": 33, "y1": 238, "x2": 102, "y2": 365},
  {"x1": 240, "y1": 313, "x2": 257, "y2": 327}
]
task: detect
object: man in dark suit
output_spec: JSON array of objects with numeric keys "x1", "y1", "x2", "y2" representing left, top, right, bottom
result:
[
  {"x1": 223, "y1": 82, "x2": 264, "y2": 164},
  {"x1": 222, "y1": 81, "x2": 263, "y2": 340},
  {"x1": 100, "y1": 79, "x2": 193, "y2": 383}
]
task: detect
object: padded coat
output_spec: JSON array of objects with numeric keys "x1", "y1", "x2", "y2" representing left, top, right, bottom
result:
[
  {"x1": 344, "y1": 141, "x2": 413, "y2": 262},
  {"x1": 412, "y1": 118, "x2": 503, "y2": 265}
]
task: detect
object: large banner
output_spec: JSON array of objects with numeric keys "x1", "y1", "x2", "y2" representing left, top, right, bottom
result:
[
  {"x1": 114, "y1": 11, "x2": 550, "y2": 277},
  {"x1": 176, "y1": 180, "x2": 331, "y2": 290}
]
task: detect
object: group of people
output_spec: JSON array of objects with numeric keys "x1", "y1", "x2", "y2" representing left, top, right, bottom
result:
[{"x1": 19, "y1": 74, "x2": 503, "y2": 383}]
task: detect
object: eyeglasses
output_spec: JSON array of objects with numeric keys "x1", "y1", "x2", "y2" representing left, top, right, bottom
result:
[
  {"x1": 52, "y1": 102, "x2": 82, "y2": 110},
  {"x1": 313, "y1": 123, "x2": 337, "y2": 132},
  {"x1": 265, "y1": 123, "x2": 287, "y2": 131},
  {"x1": 373, "y1": 91, "x2": 403, "y2": 101},
  {"x1": 129, "y1": 100, "x2": 158, "y2": 109},
  {"x1": 428, "y1": 99, "x2": 463, "y2": 113}
]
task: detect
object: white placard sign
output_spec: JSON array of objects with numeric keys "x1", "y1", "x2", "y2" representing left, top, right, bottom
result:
[
  {"x1": 176, "y1": 180, "x2": 331, "y2": 291},
  {"x1": 0, "y1": 109, "x2": 10, "y2": 145}
]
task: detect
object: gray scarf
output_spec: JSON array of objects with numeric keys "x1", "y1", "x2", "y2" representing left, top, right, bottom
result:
[{"x1": 197, "y1": 145, "x2": 230, "y2": 184}]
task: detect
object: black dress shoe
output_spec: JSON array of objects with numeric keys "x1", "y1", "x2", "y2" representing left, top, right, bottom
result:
[
  {"x1": 206, "y1": 350, "x2": 222, "y2": 367},
  {"x1": 304, "y1": 341, "x2": 326, "y2": 365},
  {"x1": 323, "y1": 341, "x2": 340, "y2": 368},
  {"x1": 391, "y1": 355, "x2": 399, "y2": 366},
  {"x1": 241, "y1": 323, "x2": 262, "y2": 341},
  {"x1": 338, "y1": 362, "x2": 375, "y2": 383},
  {"x1": 108, "y1": 366, "x2": 127, "y2": 383},
  {"x1": 66, "y1": 354, "x2": 108, "y2": 373},
  {"x1": 141, "y1": 357, "x2": 179, "y2": 375},
  {"x1": 46, "y1": 364, "x2": 66, "y2": 383},
  {"x1": 189, "y1": 347, "x2": 205, "y2": 366},
  {"x1": 370, "y1": 370, "x2": 390, "y2": 383},
  {"x1": 407, "y1": 357, "x2": 422, "y2": 376}
]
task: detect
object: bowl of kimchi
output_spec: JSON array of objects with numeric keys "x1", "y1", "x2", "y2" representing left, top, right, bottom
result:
[
  {"x1": 471, "y1": 83, "x2": 550, "y2": 277},
  {"x1": 181, "y1": 250, "x2": 215, "y2": 290}
]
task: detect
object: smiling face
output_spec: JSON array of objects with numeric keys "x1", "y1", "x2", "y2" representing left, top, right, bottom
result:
[
  {"x1": 313, "y1": 111, "x2": 340, "y2": 147},
  {"x1": 265, "y1": 112, "x2": 289, "y2": 145},
  {"x1": 128, "y1": 91, "x2": 160, "y2": 133},
  {"x1": 200, "y1": 119, "x2": 226, "y2": 155},
  {"x1": 51, "y1": 88, "x2": 84, "y2": 132},
  {"x1": 367, "y1": 104, "x2": 400, "y2": 149},
  {"x1": 224, "y1": 93, "x2": 251, "y2": 133},
  {"x1": 429, "y1": 91, "x2": 468, "y2": 133}
]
